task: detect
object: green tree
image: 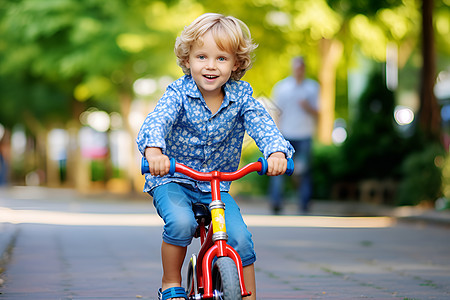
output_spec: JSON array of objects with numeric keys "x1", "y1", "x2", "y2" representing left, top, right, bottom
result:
[
  {"x1": 0, "y1": 0, "x2": 186, "y2": 187},
  {"x1": 340, "y1": 69, "x2": 410, "y2": 180},
  {"x1": 1, "y1": 0, "x2": 448, "y2": 193},
  {"x1": 203, "y1": 0, "x2": 423, "y2": 144}
]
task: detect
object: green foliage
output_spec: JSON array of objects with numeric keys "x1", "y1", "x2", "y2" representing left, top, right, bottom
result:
[
  {"x1": 396, "y1": 143, "x2": 445, "y2": 206},
  {"x1": 201, "y1": 0, "x2": 340, "y2": 95},
  {"x1": 339, "y1": 67, "x2": 413, "y2": 181},
  {"x1": 0, "y1": 77, "x2": 71, "y2": 129},
  {"x1": 91, "y1": 159, "x2": 106, "y2": 182},
  {"x1": 0, "y1": 0, "x2": 449, "y2": 195},
  {"x1": 0, "y1": 0, "x2": 447, "y2": 133},
  {"x1": 310, "y1": 67, "x2": 427, "y2": 202},
  {"x1": 326, "y1": 0, "x2": 403, "y2": 17},
  {"x1": 0, "y1": 0, "x2": 180, "y2": 132},
  {"x1": 311, "y1": 143, "x2": 343, "y2": 199},
  {"x1": 435, "y1": 3, "x2": 450, "y2": 63}
]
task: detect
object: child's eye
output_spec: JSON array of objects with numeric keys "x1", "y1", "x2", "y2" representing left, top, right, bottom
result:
[
  {"x1": 218, "y1": 57, "x2": 226, "y2": 62},
  {"x1": 198, "y1": 55, "x2": 206, "y2": 60}
]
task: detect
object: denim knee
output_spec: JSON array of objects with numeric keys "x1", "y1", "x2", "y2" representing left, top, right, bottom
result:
[
  {"x1": 163, "y1": 212, "x2": 197, "y2": 247},
  {"x1": 151, "y1": 183, "x2": 198, "y2": 247},
  {"x1": 227, "y1": 221, "x2": 256, "y2": 266}
]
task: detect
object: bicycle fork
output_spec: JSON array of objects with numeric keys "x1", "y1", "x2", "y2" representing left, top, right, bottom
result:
[{"x1": 195, "y1": 175, "x2": 251, "y2": 299}]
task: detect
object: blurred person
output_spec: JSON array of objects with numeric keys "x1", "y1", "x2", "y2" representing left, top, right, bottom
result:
[
  {"x1": 136, "y1": 13, "x2": 294, "y2": 300},
  {"x1": 0, "y1": 153, "x2": 7, "y2": 185},
  {"x1": 269, "y1": 56, "x2": 320, "y2": 214},
  {"x1": 0, "y1": 133, "x2": 9, "y2": 186}
]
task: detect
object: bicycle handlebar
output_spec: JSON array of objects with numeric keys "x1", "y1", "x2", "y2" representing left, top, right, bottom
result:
[{"x1": 141, "y1": 156, "x2": 294, "y2": 179}]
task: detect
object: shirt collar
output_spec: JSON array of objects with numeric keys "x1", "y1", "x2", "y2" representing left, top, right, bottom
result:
[
  {"x1": 223, "y1": 80, "x2": 239, "y2": 105},
  {"x1": 185, "y1": 76, "x2": 202, "y2": 99}
]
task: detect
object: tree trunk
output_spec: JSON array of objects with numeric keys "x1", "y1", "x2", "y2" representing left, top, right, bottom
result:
[
  {"x1": 69, "y1": 99, "x2": 90, "y2": 192},
  {"x1": 318, "y1": 38, "x2": 343, "y2": 145},
  {"x1": 119, "y1": 91, "x2": 139, "y2": 193},
  {"x1": 420, "y1": 0, "x2": 441, "y2": 141}
]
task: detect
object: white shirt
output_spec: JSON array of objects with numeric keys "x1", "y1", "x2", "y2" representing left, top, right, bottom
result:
[{"x1": 273, "y1": 76, "x2": 319, "y2": 140}]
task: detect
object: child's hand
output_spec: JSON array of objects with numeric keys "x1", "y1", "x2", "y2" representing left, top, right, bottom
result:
[
  {"x1": 266, "y1": 152, "x2": 287, "y2": 176},
  {"x1": 144, "y1": 147, "x2": 171, "y2": 176}
]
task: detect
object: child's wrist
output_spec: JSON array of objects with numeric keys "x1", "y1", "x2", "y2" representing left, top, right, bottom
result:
[{"x1": 145, "y1": 147, "x2": 163, "y2": 158}]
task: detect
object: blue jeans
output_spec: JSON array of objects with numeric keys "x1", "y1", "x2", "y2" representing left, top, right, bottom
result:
[
  {"x1": 151, "y1": 182, "x2": 256, "y2": 266},
  {"x1": 269, "y1": 138, "x2": 313, "y2": 212}
]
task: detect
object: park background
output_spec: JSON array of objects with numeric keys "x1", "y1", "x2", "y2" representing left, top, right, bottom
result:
[{"x1": 0, "y1": 0, "x2": 449, "y2": 210}]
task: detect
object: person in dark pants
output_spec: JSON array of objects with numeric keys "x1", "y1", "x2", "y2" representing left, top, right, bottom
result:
[{"x1": 269, "y1": 56, "x2": 320, "y2": 214}]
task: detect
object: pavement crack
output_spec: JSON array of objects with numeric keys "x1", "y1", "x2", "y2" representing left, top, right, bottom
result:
[
  {"x1": 254, "y1": 266, "x2": 304, "y2": 291},
  {"x1": 360, "y1": 258, "x2": 447, "y2": 292},
  {"x1": 54, "y1": 231, "x2": 75, "y2": 297},
  {"x1": 0, "y1": 226, "x2": 20, "y2": 287}
]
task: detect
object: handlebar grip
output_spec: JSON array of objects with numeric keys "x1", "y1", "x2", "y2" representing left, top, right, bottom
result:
[
  {"x1": 169, "y1": 158, "x2": 176, "y2": 175},
  {"x1": 141, "y1": 157, "x2": 177, "y2": 175},
  {"x1": 141, "y1": 157, "x2": 149, "y2": 175},
  {"x1": 257, "y1": 157, "x2": 294, "y2": 176},
  {"x1": 286, "y1": 158, "x2": 294, "y2": 176},
  {"x1": 257, "y1": 157, "x2": 268, "y2": 175}
]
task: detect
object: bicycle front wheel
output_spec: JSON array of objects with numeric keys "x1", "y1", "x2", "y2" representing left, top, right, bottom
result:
[
  {"x1": 212, "y1": 257, "x2": 242, "y2": 300},
  {"x1": 186, "y1": 254, "x2": 196, "y2": 297}
]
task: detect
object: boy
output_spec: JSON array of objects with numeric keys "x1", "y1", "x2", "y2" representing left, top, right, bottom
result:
[{"x1": 136, "y1": 13, "x2": 294, "y2": 300}]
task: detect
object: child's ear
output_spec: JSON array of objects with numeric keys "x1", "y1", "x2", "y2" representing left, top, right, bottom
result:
[
  {"x1": 185, "y1": 59, "x2": 190, "y2": 69},
  {"x1": 232, "y1": 60, "x2": 239, "y2": 72}
]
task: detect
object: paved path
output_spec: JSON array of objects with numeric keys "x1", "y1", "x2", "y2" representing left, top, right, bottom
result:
[{"x1": 1, "y1": 187, "x2": 450, "y2": 299}]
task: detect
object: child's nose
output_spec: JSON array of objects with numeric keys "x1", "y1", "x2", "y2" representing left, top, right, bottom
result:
[{"x1": 206, "y1": 59, "x2": 216, "y2": 69}]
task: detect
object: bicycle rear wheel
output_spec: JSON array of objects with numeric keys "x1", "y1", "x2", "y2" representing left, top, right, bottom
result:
[{"x1": 212, "y1": 257, "x2": 242, "y2": 300}]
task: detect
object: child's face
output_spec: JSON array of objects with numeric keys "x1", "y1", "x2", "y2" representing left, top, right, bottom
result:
[{"x1": 186, "y1": 31, "x2": 239, "y2": 99}]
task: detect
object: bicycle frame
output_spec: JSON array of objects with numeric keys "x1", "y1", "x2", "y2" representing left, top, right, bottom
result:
[
  {"x1": 141, "y1": 157, "x2": 294, "y2": 299},
  {"x1": 174, "y1": 161, "x2": 267, "y2": 299}
]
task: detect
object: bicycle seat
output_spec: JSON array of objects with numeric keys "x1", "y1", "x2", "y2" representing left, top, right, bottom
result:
[{"x1": 192, "y1": 203, "x2": 212, "y2": 226}]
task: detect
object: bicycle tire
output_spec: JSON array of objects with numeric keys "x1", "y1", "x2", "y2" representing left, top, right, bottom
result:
[
  {"x1": 186, "y1": 255, "x2": 196, "y2": 297},
  {"x1": 212, "y1": 257, "x2": 242, "y2": 300}
]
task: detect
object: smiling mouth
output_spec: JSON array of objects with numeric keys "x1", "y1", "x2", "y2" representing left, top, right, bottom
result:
[{"x1": 203, "y1": 75, "x2": 219, "y2": 79}]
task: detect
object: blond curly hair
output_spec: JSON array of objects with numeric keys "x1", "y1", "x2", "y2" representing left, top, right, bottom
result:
[{"x1": 175, "y1": 13, "x2": 258, "y2": 81}]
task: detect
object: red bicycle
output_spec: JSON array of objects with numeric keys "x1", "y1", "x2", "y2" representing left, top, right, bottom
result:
[{"x1": 142, "y1": 157, "x2": 294, "y2": 299}]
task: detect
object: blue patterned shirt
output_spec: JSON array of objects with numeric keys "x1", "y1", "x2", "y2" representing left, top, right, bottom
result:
[{"x1": 136, "y1": 75, "x2": 294, "y2": 193}]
